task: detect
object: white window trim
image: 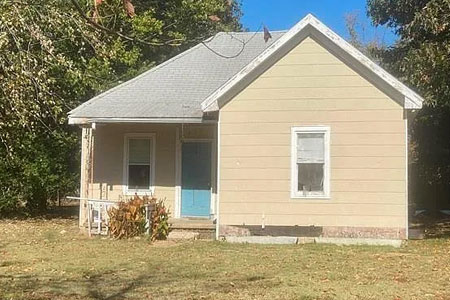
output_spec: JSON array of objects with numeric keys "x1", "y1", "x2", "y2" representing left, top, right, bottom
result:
[
  {"x1": 291, "y1": 126, "x2": 330, "y2": 199},
  {"x1": 123, "y1": 133, "x2": 156, "y2": 196}
]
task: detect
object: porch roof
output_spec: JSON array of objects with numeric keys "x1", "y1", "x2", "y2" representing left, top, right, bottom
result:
[{"x1": 68, "y1": 31, "x2": 285, "y2": 124}]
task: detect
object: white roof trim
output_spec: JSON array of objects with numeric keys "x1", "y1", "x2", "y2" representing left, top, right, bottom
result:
[
  {"x1": 68, "y1": 116, "x2": 210, "y2": 125},
  {"x1": 201, "y1": 14, "x2": 424, "y2": 112}
]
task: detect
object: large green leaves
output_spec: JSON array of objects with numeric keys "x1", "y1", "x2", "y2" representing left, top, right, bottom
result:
[
  {"x1": 0, "y1": 0, "x2": 242, "y2": 214},
  {"x1": 368, "y1": 0, "x2": 450, "y2": 211}
]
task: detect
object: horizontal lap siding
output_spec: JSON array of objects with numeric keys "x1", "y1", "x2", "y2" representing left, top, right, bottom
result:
[
  {"x1": 90, "y1": 124, "x2": 177, "y2": 211},
  {"x1": 221, "y1": 168, "x2": 405, "y2": 181},
  {"x1": 251, "y1": 76, "x2": 371, "y2": 89},
  {"x1": 221, "y1": 133, "x2": 405, "y2": 146},
  {"x1": 222, "y1": 145, "x2": 405, "y2": 157},
  {"x1": 222, "y1": 156, "x2": 405, "y2": 169},
  {"x1": 223, "y1": 99, "x2": 401, "y2": 111},
  {"x1": 219, "y1": 37, "x2": 406, "y2": 228},
  {"x1": 220, "y1": 203, "x2": 405, "y2": 217},
  {"x1": 220, "y1": 110, "x2": 404, "y2": 123},
  {"x1": 220, "y1": 191, "x2": 405, "y2": 204},
  {"x1": 220, "y1": 180, "x2": 405, "y2": 193},
  {"x1": 221, "y1": 122, "x2": 405, "y2": 134},
  {"x1": 222, "y1": 214, "x2": 405, "y2": 228}
]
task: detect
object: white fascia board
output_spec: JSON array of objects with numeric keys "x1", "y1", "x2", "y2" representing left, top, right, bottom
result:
[
  {"x1": 405, "y1": 95, "x2": 423, "y2": 109},
  {"x1": 68, "y1": 116, "x2": 210, "y2": 125},
  {"x1": 68, "y1": 117, "x2": 89, "y2": 125},
  {"x1": 201, "y1": 14, "x2": 424, "y2": 112}
]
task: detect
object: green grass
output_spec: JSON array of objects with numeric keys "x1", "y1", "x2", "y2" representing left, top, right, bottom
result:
[{"x1": 1, "y1": 219, "x2": 450, "y2": 299}]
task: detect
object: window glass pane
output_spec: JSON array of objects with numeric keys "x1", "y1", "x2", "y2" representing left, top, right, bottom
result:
[
  {"x1": 298, "y1": 163, "x2": 324, "y2": 193},
  {"x1": 297, "y1": 133, "x2": 324, "y2": 163},
  {"x1": 129, "y1": 139, "x2": 151, "y2": 164},
  {"x1": 128, "y1": 165, "x2": 150, "y2": 190}
]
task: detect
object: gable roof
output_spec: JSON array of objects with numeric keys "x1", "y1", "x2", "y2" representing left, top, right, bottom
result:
[
  {"x1": 69, "y1": 14, "x2": 423, "y2": 125},
  {"x1": 68, "y1": 31, "x2": 286, "y2": 124},
  {"x1": 201, "y1": 14, "x2": 423, "y2": 112}
]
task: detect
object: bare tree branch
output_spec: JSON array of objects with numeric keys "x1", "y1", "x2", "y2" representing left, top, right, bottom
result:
[{"x1": 69, "y1": 0, "x2": 184, "y2": 47}]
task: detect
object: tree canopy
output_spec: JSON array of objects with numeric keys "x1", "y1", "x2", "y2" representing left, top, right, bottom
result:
[
  {"x1": 367, "y1": 0, "x2": 450, "y2": 211},
  {"x1": 0, "y1": 0, "x2": 242, "y2": 214}
]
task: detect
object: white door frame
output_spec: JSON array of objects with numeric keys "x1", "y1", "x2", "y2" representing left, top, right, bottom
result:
[{"x1": 174, "y1": 132, "x2": 216, "y2": 219}]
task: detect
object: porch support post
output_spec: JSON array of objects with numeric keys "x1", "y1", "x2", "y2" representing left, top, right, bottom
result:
[
  {"x1": 174, "y1": 126, "x2": 182, "y2": 218},
  {"x1": 405, "y1": 115, "x2": 409, "y2": 239},
  {"x1": 79, "y1": 126, "x2": 94, "y2": 228},
  {"x1": 215, "y1": 113, "x2": 221, "y2": 240}
]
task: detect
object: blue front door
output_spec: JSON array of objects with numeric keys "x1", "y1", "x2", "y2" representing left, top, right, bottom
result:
[{"x1": 181, "y1": 142, "x2": 212, "y2": 217}]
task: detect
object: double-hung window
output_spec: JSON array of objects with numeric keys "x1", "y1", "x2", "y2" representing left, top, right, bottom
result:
[
  {"x1": 291, "y1": 126, "x2": 330, "y2": 198},
  {"x1": 124, "y1": 134, "x2": 155, "y2": 194}
]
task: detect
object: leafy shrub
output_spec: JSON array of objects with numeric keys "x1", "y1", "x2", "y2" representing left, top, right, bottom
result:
[
  {"x1": 108, "y1": 197, "x2": 147, "y2": 239},
  {"x1": 150, "y1": 198, "x2": 171, "y2": 241},
  {"x1": 107, "y1": 195, "x2": 171, "y2": 241},
  {"x1": 0, "y1": 0, "x2": 242, "y2": 217}
]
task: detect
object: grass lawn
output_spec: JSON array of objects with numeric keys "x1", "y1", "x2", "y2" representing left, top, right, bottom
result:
[{"x1": 1, "y1": 218, "x2": 450, "y2": 300}]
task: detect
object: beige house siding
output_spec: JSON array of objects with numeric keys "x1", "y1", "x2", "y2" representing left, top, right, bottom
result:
[
  {"x1": 80, "y1": 123, "x2": 215, "y2": 225},
  {"x1": 219, "y1": 37, "x2": 407, "y2": 233},
  {"x1": 88, "y1": 124, "x2": 177, "y2": 207}
]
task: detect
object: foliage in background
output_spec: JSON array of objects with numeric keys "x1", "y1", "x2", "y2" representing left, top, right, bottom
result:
[
  {"x1": 344, "y1": 11, "x2": 387, "y2": 59},
  {"x1": 0, "y1": 0, "x2": 242, "y2": 215},
  {"x1": 367, "y1": 0, "x2": 450, "y2": 211},
  {"x1": 150, "y1": 198, "x2": 171, "y2": 241}
]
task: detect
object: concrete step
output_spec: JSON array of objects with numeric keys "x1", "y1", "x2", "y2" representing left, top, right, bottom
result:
[
  {"x1": 168, "y1": 231, "x2": 200, "y2": 240},
  {"x1": 169, "y1": 218, "x2": 215, "y2": 240},
  {"x1": 169, "y1": 218, "x2": 215, "y2": 230}
]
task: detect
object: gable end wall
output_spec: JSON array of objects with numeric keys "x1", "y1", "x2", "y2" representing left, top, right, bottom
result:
[{"x1": 218, "y1": 37, "x2": 407, "y2": 239}]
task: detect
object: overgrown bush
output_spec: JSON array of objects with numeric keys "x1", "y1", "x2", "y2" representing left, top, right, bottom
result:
[
  {"x1": 150, "y1": 198, "x2": 171, "y2": 241},
  {"x1": 108, "y1": 197, "x2": 147, "y2": 239},
  {"x1": 107, "y1": 195, "x2": 171, "y2": 241}
]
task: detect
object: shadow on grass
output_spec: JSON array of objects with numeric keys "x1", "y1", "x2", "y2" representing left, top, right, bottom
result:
[
  {"x1": 0, "y1": 265, "x2": 280, "y2": 299},
  {"x1": 0, "y1": 272, "x2": 150, "y2": 299},
  {"x1": 43, "y1": 205, "x2": 79, "y2": 220},
  {"x1": 0, "y1": 204, "x2": 79, "y2": 221},
  {"x1": 412, "y1": 213, "x2": 450, "y2": 238},
  {"x1": 83, "y1": 272, "x2": 149, "y2": 300}
]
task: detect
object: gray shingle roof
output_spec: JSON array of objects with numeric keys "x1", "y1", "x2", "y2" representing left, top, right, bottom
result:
[{"x1": 69, "y1": 31, "x2": 286, "y2": 120}]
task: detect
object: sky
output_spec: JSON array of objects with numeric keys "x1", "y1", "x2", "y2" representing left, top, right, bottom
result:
[{"x1": 240, "y1": 0, "x2": 398, "y2": 45}]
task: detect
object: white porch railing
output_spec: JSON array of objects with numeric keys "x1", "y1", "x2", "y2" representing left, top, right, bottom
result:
[
  {"x1": 67, "y1": 197, "x2": 152, "y2": 237},
  {"x1": 87, "y1": 199, "x2": 118, "y2": 236}
]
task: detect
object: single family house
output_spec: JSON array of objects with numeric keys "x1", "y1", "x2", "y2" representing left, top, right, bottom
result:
[{"x1": 69, "y1": 14, "x2": 423, "y2": 240}]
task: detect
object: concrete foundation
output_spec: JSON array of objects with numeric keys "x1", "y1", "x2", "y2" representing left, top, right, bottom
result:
[
  {"x1": 225, "y1": 236, "x2": 403, "y2": 247},
  {"x1": 220, "y1": 225, "x2": 406, "y2": 240}
]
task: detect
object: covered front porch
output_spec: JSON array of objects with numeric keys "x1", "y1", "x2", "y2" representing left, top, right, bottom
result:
[{"x1": 77, "y1": 122, "x2": 218, "y2": 231}]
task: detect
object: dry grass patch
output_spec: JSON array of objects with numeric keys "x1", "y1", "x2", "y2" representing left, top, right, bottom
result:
[{"x1": 0, "y1": 218, "x2": 449, "y2": 299}]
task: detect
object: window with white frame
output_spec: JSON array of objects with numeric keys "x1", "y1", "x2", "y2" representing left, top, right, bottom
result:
[
  {"x1": 291, "y1": 126, "x2": 330, "y2": 198},
  {"x1": 124, "y1": 135, "x2": 155, "y2": 194}
]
